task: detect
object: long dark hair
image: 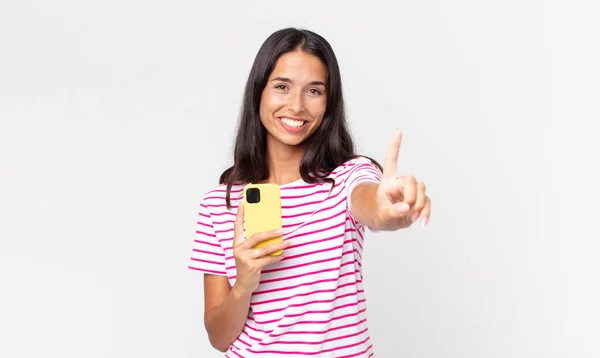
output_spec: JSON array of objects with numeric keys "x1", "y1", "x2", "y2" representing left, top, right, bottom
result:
[{"x1": 219, "y1": 28, "x2": 382, "y2": 208}]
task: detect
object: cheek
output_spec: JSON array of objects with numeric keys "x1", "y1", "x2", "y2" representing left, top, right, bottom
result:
[
  {"x1": 260, "y1": 91, "x2": 285, "y2": 117},
  {"x1": 310, "y1": 98, "x2": 327, "y2": 121},
  {"x1": 259, "y1": 93, "x2": 273, "y2": 124},
  {"x1": 308, "y1": 104, "x2": 326, "y2": 132}
]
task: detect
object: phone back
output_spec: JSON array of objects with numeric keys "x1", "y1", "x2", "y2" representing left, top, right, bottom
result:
[{"x1": 243, "y1": 183, "x2": 283, "y2": 255}]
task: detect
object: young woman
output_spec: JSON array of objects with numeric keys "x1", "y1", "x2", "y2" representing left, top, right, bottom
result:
[{"x1": 189, "y1": 28, "x2": 431, "y2": 357}]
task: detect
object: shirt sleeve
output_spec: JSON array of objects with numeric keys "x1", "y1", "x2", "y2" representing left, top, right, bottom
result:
[
  {"x1": 188, "y1": 197, "x2": 227, "y2": 276},
  {"x1": 345, "y1": 156, "x2": 383, "y2": 216}
]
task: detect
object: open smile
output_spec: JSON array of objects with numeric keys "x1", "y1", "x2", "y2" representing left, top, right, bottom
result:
[{"x1": 278, "y1": 117, "x2": 308, "y2": 133}]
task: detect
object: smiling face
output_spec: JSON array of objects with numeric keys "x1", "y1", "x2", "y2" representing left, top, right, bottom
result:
[{"x1": 259, "y1": 50, "x2": 328, "y2": 149}]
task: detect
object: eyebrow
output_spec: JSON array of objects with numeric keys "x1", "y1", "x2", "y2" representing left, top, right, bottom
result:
[{"x1": 271, "y1": 77, "x2": 326, "y2": 87}]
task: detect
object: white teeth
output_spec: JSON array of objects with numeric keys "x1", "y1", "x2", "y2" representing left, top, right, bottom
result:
[{"x1": 281, "y1": 117, "x2": 305, "y2": 127}]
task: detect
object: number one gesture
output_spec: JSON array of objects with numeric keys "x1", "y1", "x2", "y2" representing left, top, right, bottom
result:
[{"x1": 375, "y1": 130, "x2": 431, "y2": 230}]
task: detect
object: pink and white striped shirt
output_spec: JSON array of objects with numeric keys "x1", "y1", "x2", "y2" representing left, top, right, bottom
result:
[{"x1": 189, "y1": 156, "x2": 382, "y2": 357}]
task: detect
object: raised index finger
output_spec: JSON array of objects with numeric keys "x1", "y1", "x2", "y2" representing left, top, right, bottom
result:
[{"x1": 383, "y1": 129, "x2": 403, "y2": 179}]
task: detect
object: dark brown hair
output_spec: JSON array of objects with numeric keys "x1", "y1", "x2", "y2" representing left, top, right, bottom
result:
[{"x1": 220, "y1": 28, "x2": 381, "y2": 208}]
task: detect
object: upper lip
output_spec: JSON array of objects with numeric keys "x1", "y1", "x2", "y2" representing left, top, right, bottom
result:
[{"x1": 279, "y1": 116, "x2": 307, "y2": 122}]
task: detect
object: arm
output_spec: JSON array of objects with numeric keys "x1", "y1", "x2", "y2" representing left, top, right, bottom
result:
[
  {"x1": 349, "y1": 182, "x2": 382, "y2": 229},
  {"x1": 202, "y1": 203, "x2": 288, "y2": 352},
  {"x1": 203, "y1": 275, "x2": 252, "y2": 352}
]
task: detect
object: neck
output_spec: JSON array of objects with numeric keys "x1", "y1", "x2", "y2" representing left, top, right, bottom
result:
[{"x1": 263, "y1": 137, "x2": 305, "y2": 186}]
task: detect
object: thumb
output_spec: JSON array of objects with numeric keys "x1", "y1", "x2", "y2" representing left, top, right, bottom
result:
[
  {"x1": 377, "y1": 202, "x2": 410, "y2": 228},
  {"x1": 388, "y1": 202, "x2": 410, "y2": 218}
]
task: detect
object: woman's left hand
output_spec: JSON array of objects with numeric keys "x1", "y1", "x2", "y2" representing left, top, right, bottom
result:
[{"x1": 374, "y1": 130, "x2": 431, "y2": 231}]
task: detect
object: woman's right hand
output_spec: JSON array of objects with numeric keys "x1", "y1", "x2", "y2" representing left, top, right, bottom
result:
[{"x1": 232, "y1": 202, "x2": 289, "y2": 296}]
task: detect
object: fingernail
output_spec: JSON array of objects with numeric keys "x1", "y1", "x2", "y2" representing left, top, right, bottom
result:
[
  {"x1": 421, "y1": 217, "x2": 428, "y2": 227},
  {"x1": 411, "y1": 212, "x2": 420, "y2": 222},
  {"x1": 395, "y1": 203, "x2": 410, "y2": 214},
  {"x1": 275, "y1": 229, "x2": 283, "y2": 235}
]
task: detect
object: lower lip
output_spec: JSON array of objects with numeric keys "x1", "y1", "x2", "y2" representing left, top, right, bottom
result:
[{"x1": 278, "y1": 118, "x2": 307, "y2": 133}]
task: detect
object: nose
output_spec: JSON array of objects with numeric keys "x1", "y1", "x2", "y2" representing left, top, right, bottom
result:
[{"x1": 286, "y1": 91, "x2": 305, "y2": 114}]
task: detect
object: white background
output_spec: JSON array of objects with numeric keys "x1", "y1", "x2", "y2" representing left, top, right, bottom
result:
[{"x1": 1, "y1": 0, "x2": 599, "y2": 357}]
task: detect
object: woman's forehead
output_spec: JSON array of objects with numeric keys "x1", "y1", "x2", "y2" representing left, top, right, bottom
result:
[{"x1": 270, "y1": 51, "x2": 327, "y2": 83}]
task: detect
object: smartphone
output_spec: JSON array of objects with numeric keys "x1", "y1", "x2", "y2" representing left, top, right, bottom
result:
[{"x1": 243, "y1": 183, "x2": 283, "y2": 256}]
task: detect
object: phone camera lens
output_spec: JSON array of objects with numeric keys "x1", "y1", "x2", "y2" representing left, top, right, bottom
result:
[{"x1": 246, "y1": 188, "x2": 261, "y2": 204}]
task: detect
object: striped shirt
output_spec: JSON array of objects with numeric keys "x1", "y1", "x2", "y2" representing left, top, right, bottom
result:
[{"x1": 189, "y1": 156, "x2": 382, "y2": 357}]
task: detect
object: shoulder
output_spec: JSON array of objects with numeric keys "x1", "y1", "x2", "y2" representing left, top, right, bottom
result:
[
  {"x1": 344, "y1": 155, "x2": 379, "y2": 168},
  {"x1": 198, "y1": 183, "x2": 245, "y2": 211},
  {"x1": 330, "y1": 156, "x2": 382, "y2": 181}
]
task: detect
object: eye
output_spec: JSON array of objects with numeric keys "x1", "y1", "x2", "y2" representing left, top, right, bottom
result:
[
  {"x1": 275, "y1": 84, "x2": 289, "y2": 91},
  {"x1": 308, "y1": 88, "x2": 323, "y2": 95}
]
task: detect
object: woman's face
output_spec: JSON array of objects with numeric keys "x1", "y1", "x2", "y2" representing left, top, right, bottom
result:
[{"x1": 259, "y1": 50, "x2": 328, "y2": 148}]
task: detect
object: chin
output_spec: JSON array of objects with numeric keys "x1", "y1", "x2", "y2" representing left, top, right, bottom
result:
[
  {"x1": 268, "y1": 131, "x2": 309, "y2": 147},
  {"x1": 278, "y1": 136, "x2": 306, "y2": 147}
]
